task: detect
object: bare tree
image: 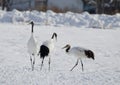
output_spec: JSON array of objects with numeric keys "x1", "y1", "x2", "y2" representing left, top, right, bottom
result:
[
  {"x1": 29, "y1": 0, "x2": 31, "y2": 10},
  {"x1": 2, "y1": 0, "x2": 6, "y2": 10}
]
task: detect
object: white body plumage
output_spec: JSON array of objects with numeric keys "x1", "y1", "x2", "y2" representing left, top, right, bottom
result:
[
  {"x1": 68, "y1": 47, "x2": 88, "y2": 59},
  {"x1": 27, "y1": 34, "x2": 37, "y2": 55}
]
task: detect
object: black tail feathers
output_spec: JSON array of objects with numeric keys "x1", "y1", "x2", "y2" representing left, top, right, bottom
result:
[
  {"x1": 85, "y1": 50, "x2": 95, "y2": 60},
  {"x1": 39, "y1": 45, "x2": 49, "y2": 59}
]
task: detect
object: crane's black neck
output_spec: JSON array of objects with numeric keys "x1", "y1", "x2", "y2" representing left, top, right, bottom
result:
[
  {"x1": 30, "y1": 21, "x2": 34, "y2": 33},
  {"x1": 31, "y1": 24, "x2": 34, "y2": 33},
  {"x1": 51, "y1": 33, "x2": 57, "y2": 40},
  {"x1": 31, "y1": 25, "x2": 33, "y2": 33},
  {"x1": 66, "y1": 46, "x2": 70, "y2": 52}
]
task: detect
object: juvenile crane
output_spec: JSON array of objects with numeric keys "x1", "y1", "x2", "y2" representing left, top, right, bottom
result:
[
  {"x1": 38, "y1": 33, "x2": 57, "y2": 71},
  {"x1": 27, "y1": 21, "x2": 37, "y2": 71},
  {"x1": 62, "y1": 44, "x2": 94, "y2": 71}
]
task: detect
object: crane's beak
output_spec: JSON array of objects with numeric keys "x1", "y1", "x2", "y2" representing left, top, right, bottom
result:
[
  {"x1": 28, "y1": 22, "x2": 31, "y2": 25},
  {"x1": 62, "y1": 44, "x2": 70, "y2": 49},
  {"x1": 62, "y1": 45, "x2": 67, "y2": 49},
  {"x1": 28, "y1": 21, "x2": 34, "y2": 25}
]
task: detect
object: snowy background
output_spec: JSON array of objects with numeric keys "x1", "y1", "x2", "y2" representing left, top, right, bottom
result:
[
  {"x1": 0, "y1": 9, "x2": 120, "y2": 85},
  {"x1": 0, "y1": 9, "x2": 120, "y2": 28}
]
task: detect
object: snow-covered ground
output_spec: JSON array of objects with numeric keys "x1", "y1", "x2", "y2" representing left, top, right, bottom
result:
[{"x1": 0, "y1": 10, "x2": 120, "y2": 85}]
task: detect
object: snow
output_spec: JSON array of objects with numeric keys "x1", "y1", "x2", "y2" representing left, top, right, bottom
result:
[
  {"x1": 0, "y1": 9, "x2": 120, "y2": 28},
  {"x1": 0, "y1": 9, "x2": 120, "y2": 85}
]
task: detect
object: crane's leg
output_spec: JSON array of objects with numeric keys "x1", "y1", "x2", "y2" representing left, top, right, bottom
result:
[
  {"x1": 48, "y1": 57, "x2": 51, "y2": 71},
  {"x1": 40, "y1": 58, "x2": 44, "y2": 70},
  {"x1": 70, "y1": 59, "x2": 79, "y2": 71},
  {"x1": 32, "y1": 56, "x2": 35, "y2": 71},
  {"x1": 30, "y1": 56, "x2": 33, "y2": 70},
  {"x1": 80, "y1": 59, "x2": 84, "y2": 71}
]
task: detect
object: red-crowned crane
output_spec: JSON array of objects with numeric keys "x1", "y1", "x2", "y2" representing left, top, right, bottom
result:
[
  {"x1": 38, "y1": 33, "x2": 57, "y2": 71},
  {"x1": 27, "y1": 21, "x2": 37, "y2": 71},
  {"x1": 62, "y1": 44, "x2": 94, "y2": 71}
]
